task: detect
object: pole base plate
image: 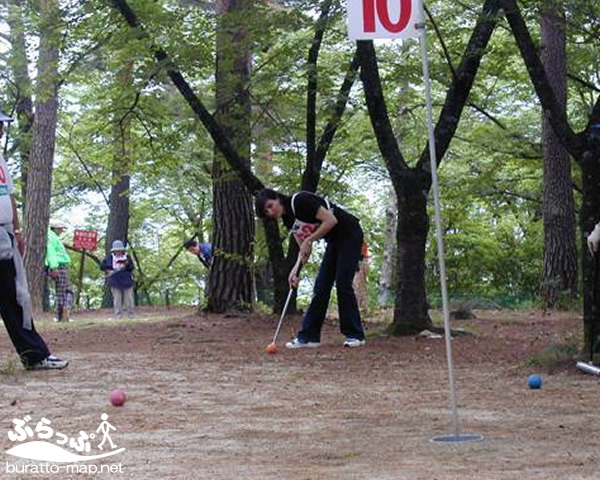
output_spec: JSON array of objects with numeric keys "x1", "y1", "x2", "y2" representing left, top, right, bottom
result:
[{"x1": 430, "y1": 433, "x2": 484, "y2": 444}]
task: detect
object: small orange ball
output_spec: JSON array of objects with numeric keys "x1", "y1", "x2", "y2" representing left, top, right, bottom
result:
[{"x1": 266, "y1": 343, "x2": 277, "y2": 354}]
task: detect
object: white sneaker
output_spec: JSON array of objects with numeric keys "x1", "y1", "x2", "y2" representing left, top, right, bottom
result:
[
  {"x1": 285, "y1": 338, "x2": 321, "y2": 349},
  {"x1": 344, "y1": 338, "x2": 366, "y2": 348},
  {"x1": 26, "y1": 355, "x2": 69, "y2": 371}
]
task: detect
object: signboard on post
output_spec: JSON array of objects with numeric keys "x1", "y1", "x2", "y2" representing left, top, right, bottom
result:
[
  {"x1": 73, "y1": 229, "x2": 98, "y2": 252},
  {"x1": 347, "y1": 0, "x2": 424, "y2": 40}
]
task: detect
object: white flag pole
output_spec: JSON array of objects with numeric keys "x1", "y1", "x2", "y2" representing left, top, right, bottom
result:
[
  {"x1": 416, "y1": 17, "x2": 483, "y2": 444},
  {"x1": 346, "y1": 0, "x2": 482, "y2": 443}
]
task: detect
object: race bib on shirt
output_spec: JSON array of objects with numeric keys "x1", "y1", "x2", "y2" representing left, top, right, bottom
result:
[
  {"x1": 291, "y1": 220, "x2": 319, "y2": 243},
  {"x1": 290, "y1": 192, "x2": 332, "y2": 243}
]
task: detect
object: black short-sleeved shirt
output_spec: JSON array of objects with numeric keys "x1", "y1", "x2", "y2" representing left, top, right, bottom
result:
[{"x1": 282, "y1": 191, "x2": 360, "y2": 243}]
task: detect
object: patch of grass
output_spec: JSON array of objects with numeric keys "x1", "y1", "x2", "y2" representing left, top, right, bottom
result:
[
  {"x1": 365, "y1": 326, "x2": 390, "y2": 340},
  {"x1": 429, "y1": 310, "x2": 443, "y2": 326},
  {"x1": 254, "y1": 301, "x2": 273, "y2": 315},
  {"x1": 526, "y1": 343, "x2": 579, "y2": 370},
  {"x1": 36, "y1": 310, "x2": 193, "y2": 332},
  {"x1": 363, "y1": 308, "x2": 394, "y2": 325},
  {"x1": 0, "y1": 358, "x2": 20, "y2": 380}
]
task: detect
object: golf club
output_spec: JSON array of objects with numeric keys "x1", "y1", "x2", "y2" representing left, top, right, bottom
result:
[
  {"x1": 576, "y1": 361, "x2": 600, "y2": 376},
  {"x1": 266, "y1": 255, "x2": 302, "y2": 352}
]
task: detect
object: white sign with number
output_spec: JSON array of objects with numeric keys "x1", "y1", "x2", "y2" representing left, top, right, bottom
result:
[{"x1": 347, "y1": 0, "x2": 424, "y2": 40}]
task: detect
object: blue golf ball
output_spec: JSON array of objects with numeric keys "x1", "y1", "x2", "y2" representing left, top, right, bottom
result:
[{"x1": 527, "y1": 374, "x2": 542, "y2": 389}]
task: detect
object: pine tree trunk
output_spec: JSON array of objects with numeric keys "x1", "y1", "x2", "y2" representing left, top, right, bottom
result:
[
  {"x1": 102, "y1": 63, "x2": 133, "y2": 308},
  {"x1": 539, "y1": 5, "x2": 577, "y2": 307},
  {"x1": 389, "y1": 171, "x2": 432, "y2": 335},
  {"x1": 23, "y1": 0, "x2": 61, "y2": 311},
  {"x1": 208, "y1": 0, "x2": 254, "y2": 313}
]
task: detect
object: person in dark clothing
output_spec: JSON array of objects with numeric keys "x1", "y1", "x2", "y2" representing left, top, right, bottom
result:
[
  {"x1": 183, "y1": 239, "x2": 213, "y2": 268},
  {"x1": 100, "y1": 240, "x2": 135, "y2": 319},
  {"x1": 0, "y1": 110, "x2": 68, "y2": 370},
  {"x1": 255, "y1": 188, "x2": 366, "y2": 349}
]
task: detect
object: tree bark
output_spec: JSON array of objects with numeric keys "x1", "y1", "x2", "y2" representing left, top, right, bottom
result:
[
  {"x1": 23, "y1": 0, "x2": 61, "y2": 311},
  {"x1": 102, "y1": 62, "x2": 133, "y2": 308},
  {"x1": 5, "y1": 0, "x2": 34, "y2": 208},
  {"x1": 392, "y1": 170, "x2": 431, "y2": 334},
  {"x1": 539, "y1": 3, "x2": 577, "y2": 307},
  {"x1": 208, "y1": 0, "x2": 255, "y2": 312},
  {"x1": 304, "y1": 0, "x2": 332, "y2": 185}
]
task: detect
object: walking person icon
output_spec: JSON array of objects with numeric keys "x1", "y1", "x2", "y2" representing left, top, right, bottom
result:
[{"x1": 96, "y1": 413, "x2": 117, "y2": 450}]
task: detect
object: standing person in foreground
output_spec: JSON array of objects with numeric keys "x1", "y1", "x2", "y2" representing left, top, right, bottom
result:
[
  {"x1": 587, "y1": 221, "x2": 600, "y2": 361},
  {"x1": 255, "y1": 188, "x2": 366, "y2": 348},
  {"x1": 0, "y1": 110, "x2": 68, "y2": 370},
  {"x1": 100, "y1": 240, "x2": 135, "y2": 319},
  {"x1": 45, "y1": 220, "x2": 73, "y2": 322}
]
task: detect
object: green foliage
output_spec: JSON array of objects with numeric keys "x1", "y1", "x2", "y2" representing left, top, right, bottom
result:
[{"x1": 1, "y1": 0, "x2": 596, "y2": 312}]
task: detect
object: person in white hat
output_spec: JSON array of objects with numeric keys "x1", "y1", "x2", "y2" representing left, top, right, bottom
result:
[
  {"x1": 45, "y1": 219, "x2": 73, "y2": 322},
  {"x1": 100, "y1": 240, "x2": 135, "y2": 319},
  {"x1": 0, "y1": 110, "x2": 68, "y2": 369}
]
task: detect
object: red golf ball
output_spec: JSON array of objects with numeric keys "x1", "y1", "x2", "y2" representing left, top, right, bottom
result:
[{"x1": 110, "y1": 389, "x2": 127, "y2": 407}]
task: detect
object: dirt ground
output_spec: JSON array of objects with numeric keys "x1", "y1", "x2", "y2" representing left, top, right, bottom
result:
[{"x1": 1, "y1": 306, "x2": 598, "y2": 480}]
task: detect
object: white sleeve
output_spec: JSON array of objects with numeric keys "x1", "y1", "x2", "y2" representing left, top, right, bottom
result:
[{"x1": 0, "y1": 156, "x2": 13, "y2": 194}]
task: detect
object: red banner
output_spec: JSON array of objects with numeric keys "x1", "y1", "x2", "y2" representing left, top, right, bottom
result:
[{"x1": 73, "y1": 229, "x2": 98, "y2": 251}]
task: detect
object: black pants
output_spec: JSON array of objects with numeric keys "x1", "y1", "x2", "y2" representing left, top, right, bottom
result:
[
  {"x1": 298, "y1": 226, "x2": 365, "y2": 343},
  {"x1": 0, "y1": 259, "x2": 50, "y2": 366}
]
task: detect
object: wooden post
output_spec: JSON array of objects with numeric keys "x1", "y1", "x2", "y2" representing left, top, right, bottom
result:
[{"x1": 75, "y1": 250, "x2": 86, "y2": 308}]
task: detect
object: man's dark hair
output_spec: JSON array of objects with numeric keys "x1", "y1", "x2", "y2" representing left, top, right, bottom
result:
[
  {"x1": 183, "y1": 238, "x2": 198, "y2": 250},
  {"x1": 255, "y1": 188, "x2": 288, "y2": 218}
]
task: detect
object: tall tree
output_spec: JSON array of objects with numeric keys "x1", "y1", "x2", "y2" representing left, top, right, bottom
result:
[
  {"x1": 102, "y1": 61, "x2": 133, "y2": 307},
  {"x1": 502, "y1": 0, "x2": 600, "y2": 357},
  {"x1": 539, "y1": 1, "x2": 577, "y2": 307},
  {"x1": 357, "y1": 0, "x2": 503, "y2": 334},
  {"x1": 208, "y1": 0, "x2": 255, "y2": 312},
  {"x1": 4, "y1": 0, "x2": 34, "y2": 206},
  {"x1": 24, "y1": 0, "x2": 62, "y2": 311}
]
